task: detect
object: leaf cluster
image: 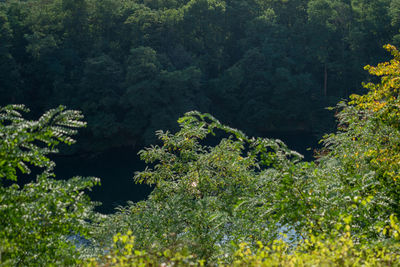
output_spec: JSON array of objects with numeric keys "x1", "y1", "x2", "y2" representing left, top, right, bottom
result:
[
  {"x1": 0, "y1": 104, "x2": 85, "y2": 181},
  {"x1": 6, "y1": 43, "x2": 400, "y2": 265},
  {"x1": 0, "y1": 105, "x2": 100, "y2": 266},
  {"x1": 92, "y1": 45, "x2": 400, "y2": 265},
  {"x1": 96, "y1": 111, "x2": 313, "y2": 262}
]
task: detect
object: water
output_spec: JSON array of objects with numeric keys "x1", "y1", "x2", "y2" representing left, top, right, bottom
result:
[
  {"x1": 52, "y1": 132, "x2": 319, "y2": 214},
  {"x1": 53, "y1": 147, "x2": 152, "y2": 214}
]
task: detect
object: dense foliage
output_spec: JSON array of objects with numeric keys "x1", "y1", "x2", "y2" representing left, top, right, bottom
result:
[
  {"x1": 3, "y1": 1, "x2": 400, "y2": 264},
  {"x1": 1, "y1": 0, "x2": 400, "y2": 153},
  {"x1": 88, "y1": 45, "x2": 400, "y2": 265},
  {"x1": 93, "y1": 111, "x2": 306, "y2": 262},
  {"x1": 0, "y1": 105, "x2": 100, "y2": 265}
]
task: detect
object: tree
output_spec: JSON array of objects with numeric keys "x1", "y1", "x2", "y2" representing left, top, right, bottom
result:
[
  {"x1": 302, "y1": 44, "x2": 400, "y2": 241},
  {"x1": 0, "y1": 105, "x2": 100, "y2": 265},
  {"x1": 0, "y1": 11, "x2": 21, "y2": 105},
  {"x1": 307, "y1": 0, "x2": 352, "y2": 97},
  {"x1": 96, "y1": 111, "x2": 306, "y2": 262}
]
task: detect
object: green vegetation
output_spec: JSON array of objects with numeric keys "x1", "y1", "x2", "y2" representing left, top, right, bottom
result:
[
  {"x1": 0, "y1": 105, "x2": 100, "y2": 265},
  {"x1": 2, "y1": 0, "x2": 400, "y2": 153},
  {"x1": 2, "y1": 45, "x2": 400, "y2": 265}
]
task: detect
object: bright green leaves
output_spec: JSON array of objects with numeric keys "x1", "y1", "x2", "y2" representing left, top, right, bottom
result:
[
  {"x1": 92, "y1": 44, "x2": 400, "y2": 263},
  {"x1": 98, "y1": 111, "x2": 309, "y2": 262},
  {"x1": 0, "y1": 174, "x2": 100, "y2": 265},
  {"x1": 0, "y1": 105, "x2": 86, "y2": 181},
  {"x1": 0, "y1": 104, "x2": 99, "y2": 265},
  {"x1": 311, "y1": 44, "x2": 400, "y2": 242},
  {"x1": 346, "y1": 45, "x2": 400, "y2": 183}
]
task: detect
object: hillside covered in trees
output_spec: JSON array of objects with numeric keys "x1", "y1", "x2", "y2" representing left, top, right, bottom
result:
[
  {"x1": 4, "y1": 0, "x2": 400, "y2": 265},
  {"x1": 3, "y1": 45, "x2": 400, "y2": 265},
  {"x1": 2, "y1": 0, "x2": 400, "y2": 153}
]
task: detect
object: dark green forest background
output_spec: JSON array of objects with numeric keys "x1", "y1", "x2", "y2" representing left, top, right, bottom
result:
[{"x1": 2, "y1": 0, "x2": 400, "y2": 212}]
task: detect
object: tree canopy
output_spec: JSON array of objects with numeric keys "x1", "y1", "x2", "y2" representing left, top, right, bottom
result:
[
  {"x1": 3, "y1": 45, "x2": 400, "y2": 265},
  {"x1": 1, "y1": 0, "x2": 399, "y2": 152}
]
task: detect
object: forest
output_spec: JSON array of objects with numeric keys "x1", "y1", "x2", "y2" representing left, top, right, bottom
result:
[
  {"x1": 2, "y1": 0, "x2": 400, "y2": 265},
  {"x1": 2, "y1": 0, "x2": 400, "y2": 152}
]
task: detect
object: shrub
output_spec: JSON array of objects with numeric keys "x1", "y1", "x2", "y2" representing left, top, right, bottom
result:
[
  {"x1": 303, "y1": 44, "x2": 400, "y2": 241},
  {"x1": 91, "y1": 45, "x2": 400, "y2": 265},
  {"x1": 93, "y1": 111, "x2": 314, "y2": 263},
  {"x1": 0, "y1": 105, "x2": 100, "y2": 266}
]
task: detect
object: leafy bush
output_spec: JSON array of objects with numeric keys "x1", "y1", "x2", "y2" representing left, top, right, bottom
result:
[
  {"x1": 87, "y1": 230, "x2": 204, "y2": 267},
  {"x1": 5, "y1": 44, "x2": 400, "y2": 266},
  {"x1": 94, "y1": 111, "x2": 308, "y2": 263},
  {"x1": 90, "y1": 45, "x2": 400, "y2": 265},
  {"x1": 88, "y1": 222, "x2": 400, "y2": 266},
  {"x1": 231, "y1": 225, "x2": 400, "y2": 266},
  {"x1": 0, "y1": 105, "x2": 100, "y2": 266},
  {"x1": 299, "y1": 44, "x2": 400, "y2": 241}
]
